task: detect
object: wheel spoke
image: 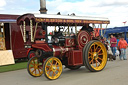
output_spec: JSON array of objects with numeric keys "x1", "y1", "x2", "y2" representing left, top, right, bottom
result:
[
  {"x1": 38, "y1": 65, "x2": 43, "y2": 69},
  {"x1": 98, "y1": 48, "x2": 102, "y2": 53},
  {"x1": 55, "y1": 61, "x2": 58, "y2": 65},
  {"x1": 48, "y1": 70, "x2": 51, "y2": 75},
  {"x1": 91, "y1": 48, "x2": 92, "y2": 52},
  {"x1": 35, "y1": 69, "x2": 37, "y2": 74},
  {"x1": 98, "y1": 57, "x2": 102, "y2": 61},
  {"x1": 56, "y1": 65, "x2": 59, "y2": 67},
  {"x1": 92, "y1": 59, "x2": 94, "y2": 64},
  {"x1": 52, "y1": 72, "x2": 54, "y2": 77},
  {"x1": 94, "y1": 44, "x2": 95, "y2": 52},
  {"x1": 95, "y1": 60, "x2": 98, "y2": 67},
  {"x1": 32, "y1": 60, "x2": 36, "y2": 65},
  {"x1": 95, "y1": 45, "x2": 99, "y2": 52},
  {"x1": 46, "y1": 65, "x2": 50, "y2": 68},
  {"x1": 56, "y1": 69, "x2": 59, "y2": 71},
  {"x1": 52, "y1": 59, "x2": 54, "y2": 64},
  {"x1": 90, "y1": 48, "x2": 92, "y2": 52},
  {"x1": 89, "y1": 59, "x2": 93, "y2": 64},
  {"x1": 30, "y1": 62, "x2": 34, "y2": 66},
  {"x1": 49, "y1": 61, "x2": 53, "y2": 66},
  {"x1": 96, "y1": 60, "x2": 101, "y2": 65},
  {"x1": 38, "y1": 68, "x2": 41, "y2": 74},
  {"x1": 36, "y1": 60, "x2": 39, "y2": 64},
  {"x1": 30, "y1": 66, "x2": 34, "y2": 69},
  {"x1": 31, "y1": 69, "x2": 36, "y2": 73},
  {"x1": 46, "y1": 66, "x2": 50, "y2": 71},
  {"x1": 89, "y1": 52, "x2": 93, "y2": 55},
  {"x1": 54, "y1": 72, "x2": 56, "y2": 75},
  {"x1": 98, "y1": 53, "x2": 103, "y2": 55},
  {"x1": 88, "y1": 56, "x2": 91, "y2": 59}
]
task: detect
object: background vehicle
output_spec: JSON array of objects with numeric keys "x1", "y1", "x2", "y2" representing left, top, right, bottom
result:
[
  {"x1": 101, "y1": 26, "x2": 128, "y2": 42},
  {"x1": 17, "y1": 13, "x2": 110, "y2": 80},
  {"x1": 0, "y1": 14, "x2": 29, "y2": 66},
  {"x1": 0, "y1": 14, "x2": 46, "y2": 66}
]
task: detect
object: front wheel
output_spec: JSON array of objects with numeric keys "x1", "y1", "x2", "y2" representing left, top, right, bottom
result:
[
  {"x1": 83, "y1": 40, "x2": 107, "y2": 72},
  {"x1": 27, "y1": 56, "x2": 43, "y2": 77},
  {"x1": 43, "y1": 57, "x2": 62, "y2": 80}
]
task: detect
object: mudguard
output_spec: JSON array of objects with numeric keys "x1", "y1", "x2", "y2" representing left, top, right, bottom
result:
[{"x1": 32, "y1": 43, "x2": 52, "y2": 52}]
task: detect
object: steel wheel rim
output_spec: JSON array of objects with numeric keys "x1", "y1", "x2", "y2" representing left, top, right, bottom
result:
[
  {"x1": 28, "y1": 57, "x2": 43, "y2": 77},
  {"x1": 44, "y1": 57, "x2": 62, "y2": 80},
  {"x1": 88, "y1": 42, "x2": 107, "y2": 71}
]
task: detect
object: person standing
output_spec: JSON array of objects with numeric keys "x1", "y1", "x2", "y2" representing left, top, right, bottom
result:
[
  {"x1": 110, "y1": 35, "x2": 117, "y2": 59},
  {"x1": 118, "y1": 36, "x2": 128, "y2": 60}
]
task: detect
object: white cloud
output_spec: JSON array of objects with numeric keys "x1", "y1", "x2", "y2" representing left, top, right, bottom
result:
[
  {"x1": 0, "y1": 0, "x2": 6, "y2": 10},
  {"x1": 1, "y1": 0, "x2": 128, "y2": 27},
  {"x1": 100, "y1": 0, "x2": 128, "y2": 6},
  {"x1": 0, "y1": 0, "x2": 6, "y2": 7},
  {"x1": 47, "y1": 0, "x2": 128, "y2": 27}
]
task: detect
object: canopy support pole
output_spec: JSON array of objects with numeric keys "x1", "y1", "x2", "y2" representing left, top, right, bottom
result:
[
  {"x1": 100, "y1": 24, "x2": 103, "y2": 37},
  {"x1": 103, "y1": 24, "x2": 108, "y2": 36},
  {"x1": 30, "y1": 20, "x2": 34, "y2": 42},
  {"x1": 68, "y1": 24, "x2": 70, "y2": 36},
  {"x1": 75, "y1": 24, "x2": 77, "y2": 35},
  {"x1": 54, "y1": 25, "x2": 57, "y2": 32},
  {"x1": 92, "y1": 23, "x2": 95, "y2": 37},
  {"x1": 20, "y1": 25, "x2": 24, "y2": 40},
  {"x1": 34, "y1": 22, "x2": 38, "y2": 40},
  {"x1": 23, "y1": 21, "x2": 26, "y2": 42}
]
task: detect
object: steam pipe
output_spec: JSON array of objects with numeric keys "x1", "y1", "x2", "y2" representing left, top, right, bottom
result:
[{"x1": 39, "y1": 0, "x2": 47, "y2": 14}]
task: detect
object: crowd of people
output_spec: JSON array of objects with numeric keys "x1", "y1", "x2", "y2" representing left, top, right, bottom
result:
[{"x1": 105, "y1": 34, "x2": 128, "y2": 60}]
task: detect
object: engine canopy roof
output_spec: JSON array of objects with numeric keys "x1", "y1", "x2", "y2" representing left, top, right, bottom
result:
[{"x1": 17, "y1": 13, "x2": 110, "y2": 26}]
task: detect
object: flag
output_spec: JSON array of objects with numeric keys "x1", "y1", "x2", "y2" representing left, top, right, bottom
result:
[{"x1": 123, "y1": 21, "x2": 127, "y2": 25}]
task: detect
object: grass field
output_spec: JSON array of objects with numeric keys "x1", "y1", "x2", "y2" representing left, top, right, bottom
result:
[{"x1": 0, "y1": 61, "x2": 28, "y2": 73}]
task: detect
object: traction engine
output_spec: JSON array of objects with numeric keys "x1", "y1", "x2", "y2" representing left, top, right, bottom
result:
[{"x1": 17, "y1": 14, "x2": 109, "y2": 80}]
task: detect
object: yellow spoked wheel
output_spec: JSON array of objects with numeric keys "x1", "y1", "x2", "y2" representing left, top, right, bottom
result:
[
  {"x1": 27, "y1": 56, "x2": 43, "y2": 77},
  {"x1": 83, "y1": 40, "x2": 107, "y2": 72},
  {"x1": 43, "y1": 57, "x2": 62, "y2": 80}
]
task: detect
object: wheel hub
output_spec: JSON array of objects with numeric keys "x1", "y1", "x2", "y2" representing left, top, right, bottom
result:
[
  {"x1": 93, "y1": 52, "x2": 98, "y2": 59},
  {"x1": 83, "y1": 37, "x2": 86, "y2": 41},
  {"x1": 50, "y1": 65, "x2": 57, "y2": 72},
  {"x1": 34, "y1": 64, "x2": 38, "y2": 69}
]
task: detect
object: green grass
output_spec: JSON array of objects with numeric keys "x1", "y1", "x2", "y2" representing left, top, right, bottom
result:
[{"x1": 0, "y1": 62, "x2": 28, "y2": 73}]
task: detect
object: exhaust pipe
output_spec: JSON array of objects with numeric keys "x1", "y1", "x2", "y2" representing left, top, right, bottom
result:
[{"x1": 39, "y1": 0, "x2": 47, "y2": 14}]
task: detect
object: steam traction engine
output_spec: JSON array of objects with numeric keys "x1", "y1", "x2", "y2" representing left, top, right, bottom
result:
[{"x1": 17, "y1": 13, "x2": 110, "y2": 80}]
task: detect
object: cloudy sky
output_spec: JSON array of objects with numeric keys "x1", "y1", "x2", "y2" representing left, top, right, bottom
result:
[{"x1": 0, "y1": 0, "x2": 128, "y2": 28}]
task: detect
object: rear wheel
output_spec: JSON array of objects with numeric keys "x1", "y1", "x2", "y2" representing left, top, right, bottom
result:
[
  {"x1": 83, "y1": 40, "x2": 107, "y2": 72},
  {"x1": 27, "y1": 56, "x2": 43, "y2": 77},
  {"x1": 43, "y1": 57, "x2": 62, "y2": 80}
]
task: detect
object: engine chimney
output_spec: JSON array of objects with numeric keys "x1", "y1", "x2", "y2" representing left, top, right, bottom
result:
[{"x1": 39, "y1": 0, "x2": 47, "y2": 14}]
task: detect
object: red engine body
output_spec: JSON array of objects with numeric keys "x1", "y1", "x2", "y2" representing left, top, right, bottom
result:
[{"x1": 68, "y1": 50, "x2": 83, "y2": 66}]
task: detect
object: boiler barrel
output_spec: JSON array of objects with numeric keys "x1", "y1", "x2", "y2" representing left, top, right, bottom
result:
[{"x1": 52, "y1": 45, "x2": 74, "y2": 57}]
